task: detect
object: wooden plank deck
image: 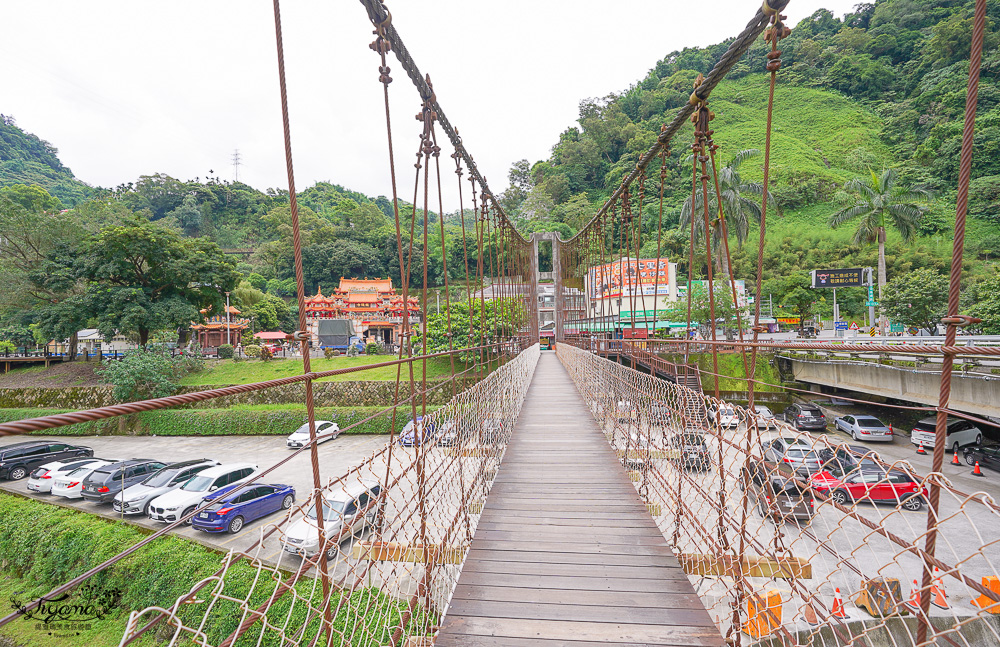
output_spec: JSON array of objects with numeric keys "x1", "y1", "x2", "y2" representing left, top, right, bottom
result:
[{"x1": 436, "y1": 352, "x2": 724, "y2": 647}]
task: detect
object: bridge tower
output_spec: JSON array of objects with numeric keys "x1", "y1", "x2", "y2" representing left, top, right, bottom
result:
[{"x1": 530, "y1": 231, "x2": 563, "y2": 342}]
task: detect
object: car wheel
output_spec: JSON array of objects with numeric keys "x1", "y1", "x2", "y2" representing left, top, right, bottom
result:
[
  {"x1": 228, "y1": 516, "x2": 245, "y2": 534},
  {"x1": 952, "y1": 441, "x2": 960, "y2": 455},
  {"x1": 965, "y1": 450, "x2": 976, "y2": 467},
  {"x1": 831, "y1": 490, "x2": 850, "y2": 506},
  {"x1": 8, "y1": 466, "x2": 27, "y2": 480},
  {"x1": 902, "y1": 496, "x2": 924, "y2": 512},
  {"x1": 181, "y1": 506, "x2": 196, "y2": 526},
  {"x1": 852, "y1": 430, "x2": 858, "y2": 441},
  {"x1": 325, "y1": 542, "x2": 338, "y2": 561},
  {"x1": 975, "y1": 434, "x2": 982, "y2": 446},
  {"x1": 281, "y1": 495, "x2": 294, "y2": 510}
]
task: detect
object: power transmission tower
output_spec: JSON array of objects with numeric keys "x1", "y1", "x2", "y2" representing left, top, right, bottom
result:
[{"x1": 231, "y1": 149, "x2": 242, "y2": 182}]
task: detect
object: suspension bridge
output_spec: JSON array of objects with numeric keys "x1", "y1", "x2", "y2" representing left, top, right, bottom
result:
[{"x1": 1, "y1": 0, "x2": 998, "y2": 646}]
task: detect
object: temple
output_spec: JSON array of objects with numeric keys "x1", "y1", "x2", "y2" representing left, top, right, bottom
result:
[
  {"x1": 189, "y1": 305, "x2": 249, "y2": 349},
  {"x1": 304, "y1": 278, "x2": 419, "y2": 345}
]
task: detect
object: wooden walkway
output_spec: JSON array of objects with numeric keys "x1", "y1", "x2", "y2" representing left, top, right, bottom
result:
[{"x1": 436, "y1": 352, "x2": 724, "y2": 646}]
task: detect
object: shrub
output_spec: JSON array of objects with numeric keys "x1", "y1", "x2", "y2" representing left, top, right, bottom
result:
[
  {"x1": 260, "y1": 346, "x2": 273, "y2": 362},
  {"x1": 217, "y1": 344, "x2": 234, "y2": 359},
  {"x1": 0, "y1": 340, "x2": 16, "y2": 353},
  {"x1": 244, "y1": 344, "x2": 262, "y2": 358},
  {"x1": 346, "y1": 344, "x2": 360, "y2": 358},
  {"x1": 172, "y1": 344, "x2": 205, "y2": 377},
  {"x1": 333, "y1": 349, "x2": 342, "y2": 356},
  {"x1": 324, "y1": 348, "x2": 336, "y2": 360},
  {"x1": 366, "y1": 343, "x2": 380, "y2": 356},
  {"x1": 96, "y1": 347, "x2": 177, "y2": 403}
]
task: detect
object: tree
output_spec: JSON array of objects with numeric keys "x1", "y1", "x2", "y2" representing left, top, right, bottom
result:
[
  {"x1": 968, "y1": 274, "x2": 1000, "y2": 334},
  {"x1": 881, "y1": 268, "x2": 948, "y2": 335},
  {"x1": 96, "y1": 347, "x2": 178, "y2": 402},
  {"x1": 764, "y1": 272, "x2": 816, "y2": 335},
  {"x1": 679, "y1": 149, "x2": 776, "y2": 278},
  {"x1": 414, "y1": 297, "x2": 527, "y2": 361},
  {"x1": 658, "y1": 281, "x2": 748, "y2": 339},
  {"x1": 829, "y1": 169, "x2": 932, "y2": 329},
  {"x1": 43, "y1": 217, "x2": 239, "y2": 347}
]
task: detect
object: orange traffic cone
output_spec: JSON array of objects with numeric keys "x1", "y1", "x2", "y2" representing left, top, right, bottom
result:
[
  {"x1": 831, "y1": 588, "x2": 848, "y2": 619},
  {"x1": 917, "y1": 442, "x2": 927, "y2": 455},
  {"x1": 973, "y1": 462, "x2": 986, "y2": 477},
  {"x1": 889, "y1": 423, "x2": 894, "y2": 437},
  {"x1": 952, "y1": 452, "x2": 961, "y2": 466},
  {"x1": 801, "y1": 601, "x2": 819, "y2": 626},
  {"x1": 905, "y1": 580, "x2": 922, "y2": 613},
  {"x1": 932, "y1": 568, "x2": 950, "y2": 610},
  {"x1": 971, "y1": 576, "x2": 1000, "y2": 614}
]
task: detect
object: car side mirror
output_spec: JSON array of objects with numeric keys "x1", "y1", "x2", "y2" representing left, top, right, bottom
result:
[{"x1": 209, "y1": 486, "x2": 218, "y2": 492}]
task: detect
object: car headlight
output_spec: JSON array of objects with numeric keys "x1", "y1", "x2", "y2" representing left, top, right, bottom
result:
[{"x1": 127, "y1": 497, "x2": 146, "y2": 505}]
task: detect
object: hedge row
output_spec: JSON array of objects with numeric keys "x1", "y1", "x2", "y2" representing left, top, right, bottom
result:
[
  {"x1": 0, "y1": 493, "x2": 427, "y2": 647},
  {"x1": 0, "y1": 406, "x2": 440, "y2": 437}
]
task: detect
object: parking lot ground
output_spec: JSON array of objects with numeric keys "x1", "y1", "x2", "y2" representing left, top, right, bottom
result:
[{"x1": 0, "y1": 434, "x2": 391, "y2": 569}]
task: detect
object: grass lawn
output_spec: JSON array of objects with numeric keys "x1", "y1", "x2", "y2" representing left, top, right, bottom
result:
[{"x1": 178, "y1": 355, "x2": 466, "y2": 385}]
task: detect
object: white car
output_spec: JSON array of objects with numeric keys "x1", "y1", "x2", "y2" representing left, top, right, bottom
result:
[
  {"x1": 51, "y1": 461, "x2": 113, "y2": 499},
  {"x1": 286, "y1": 421, "x2": 341, "y2": 449},
  {"x1": 752, "y1": 405, "x2": 778, "y2": 429},
  {"x1": 27, "y1": 458, "x2": 107, "y2": 494},
  {"x1": 283, "y1": 479, "x2": 383, "y2": 560},
  {"x1": 709, "y1": 403, "x2": 740, "y2": 429},
  {"x1": 113, "y1": 459, "x2": 220, "y2": 515},
  {"x1": 148, "y1": 463, "x2": 259, "y2": 524}
]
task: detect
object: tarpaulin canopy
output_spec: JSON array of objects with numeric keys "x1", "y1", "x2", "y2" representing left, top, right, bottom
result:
[{"x1": 253, "y1": 331, "x2": 287, "y2": 340}]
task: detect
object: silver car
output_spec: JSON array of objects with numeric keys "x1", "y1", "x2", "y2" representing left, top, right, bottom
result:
[
  {"x1": 113, "y1": 459, "x2": 220, "y2": 515},
  {"x1": 752, "y1": 405, "x2": 778, "y2": 429},
  {"x1": 761, "y1": 436, "x2": 826, "y2": 477},
  {"x1": 834, "y1": 415, "x2": 894, "y2": 442}
]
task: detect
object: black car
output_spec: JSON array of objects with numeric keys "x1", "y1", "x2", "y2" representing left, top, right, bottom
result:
[
  {"x1": 743, "y1": 470, "x2": 815, "y2": 524},
  {"x1": 964, "y1": 444, "x2": 1000, "y2": 472},
  {"x1": 667, "y1": 432, "x2": 711, "y2": 471},
  {"x1": 0, "y1": 441, "x2": 94, "y2": 480},
  {"x1": 80, "y1": 459, "x2": 168, "y2": 504},
  {"x1": 818, "y1": 444, "x2": 882, "y2": 476},
  {"x1": 782, "y1": 403, "x2": 827, "y2": 432}
]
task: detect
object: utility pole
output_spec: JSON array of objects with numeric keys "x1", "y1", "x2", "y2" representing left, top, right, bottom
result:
[
  {"x1": 231, "y1": 149, "x2": 242, "y2": 182},
  {"x1": 225, "y1": 291, "x2": 232, "y2": 347}
]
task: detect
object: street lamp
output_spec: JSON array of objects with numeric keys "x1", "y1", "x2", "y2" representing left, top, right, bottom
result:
[{"x1": 225, "y1": 291, "x2": 231, "y2": 347}]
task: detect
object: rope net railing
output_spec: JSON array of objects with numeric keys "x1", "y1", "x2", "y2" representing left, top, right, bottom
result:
[
  {"x1": 557, "y1": 342, "x2": 1000, "y2": 647},
  {"x1": 118, "y1": 344, "x2": 539, "y2": 647}
]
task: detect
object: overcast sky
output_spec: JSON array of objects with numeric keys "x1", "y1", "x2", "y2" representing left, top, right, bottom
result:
[{"x1": 4, "y1": 1, "x2": 860, "y2": 207}]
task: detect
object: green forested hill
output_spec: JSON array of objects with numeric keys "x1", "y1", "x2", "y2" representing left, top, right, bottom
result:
[{"x1": 0, "y1": 115, "x2": 92, "y2": 206}]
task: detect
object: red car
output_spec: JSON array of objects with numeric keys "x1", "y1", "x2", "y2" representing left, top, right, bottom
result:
[{"x1": 809, "y1": 469, "x2": 928, "y2": 511}]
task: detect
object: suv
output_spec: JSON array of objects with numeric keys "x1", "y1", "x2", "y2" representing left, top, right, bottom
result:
[
  {"x1": 148, "y1": 463, "x2": 260, "y2": 524},
  {"x1": 0, "y1": 441, "x2": 94, "y2": 481},
  {"x1": 782, "y1": 403, "x2": 827, "y2": 432},
  {"x1": 666, "y1": 432, "x2": 711, "y2": 471},
  {"x1": 910, "y1": 416, "x2": 983, "y2": 454},
  {"x1": 81, "y1": 459, "x2": 168, "y2": 504},
  {"x1": 113, "y1": 459, "x2": 220, "y2": 515},
  {"x1": 283, "y1": 479, "x2": 383, "y2": 560}
]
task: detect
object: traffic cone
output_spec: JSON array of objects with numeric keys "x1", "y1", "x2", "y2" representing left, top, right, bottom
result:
[
  {"x1": 973, "y1": 462, "x2": 986, "y2": 477},
  {"x1": 905, "y1": 580, "x2": 922, "y2": 613},
  {"x1": 801, "y1": 601, "x2": 820, "y2": 626},
  {"x1": 917, "y1": 442, "x2": 927, "y2": 455},
  {"x1": 932, "y1": 569, "x2": 950, "y2": 610},
  {"x1": 952, "y1": 451, "x2": 961, "y2": 466},
  {"x1": 831, "y1": 588, "x2": 848, "y2": 619},
  {"x1": 971, "y1": 576, "x2": 1000, "y2": 614},
  {"x1": 889, "y1": 424, "x2": 894, "y2": 437}
]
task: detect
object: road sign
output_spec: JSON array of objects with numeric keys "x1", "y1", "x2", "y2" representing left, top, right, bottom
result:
[
  {"x1": 867, "y1": 285, "x2": 875, "y2": 300},
  {"x1": 835, "y1": 321, "x2": 849, "y2": 330},
  {"x1": 849, "y1": 322, "x2": 860, "y2": 330},
  {"x1": 890, "y1": 322, "x2": 904, "y2": 333},
  {"x1": 865, "y1": 301, "x2": 879, "y2": 307},
  {"x1": 869, "y1": 328, "x2": 877, "y2": 336},
  {"x1": 811, "y1": 268, "x2": 865, "y2": 288}
]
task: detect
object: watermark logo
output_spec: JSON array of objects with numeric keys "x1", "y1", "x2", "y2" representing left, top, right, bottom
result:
[{"x1": 10, "y1": 582, "x2": 123, "y2": 637}]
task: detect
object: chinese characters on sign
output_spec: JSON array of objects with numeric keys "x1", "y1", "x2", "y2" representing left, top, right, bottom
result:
[
  {"x1": 811, "y1": 268, "x2": 865, "y2": 288},
  {"x1": 589, "y1": 258, "x2": 670, "y2": 299}
]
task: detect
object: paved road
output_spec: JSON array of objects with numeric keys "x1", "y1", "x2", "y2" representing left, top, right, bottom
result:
[{"x1": 0, "y1": 433, "x2": 390, "y2": 564}]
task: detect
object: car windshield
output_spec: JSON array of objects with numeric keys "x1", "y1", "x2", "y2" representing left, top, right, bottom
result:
[
  {"x1": 66, "y1": 467, "x2": 91, "y2": 477},
  {"x1": 143, "y1": 469, "x2": 179, "y2": 488},
  {"x1": 786, "y1": 449, "x2": 822, "y2": 461},
  {"x1": 182, "y1": 475, "x2": 215, "y2": 492},
  {"x1": 755, "y1": 407, "x2": 773, "y2": 416},
  {"x1": 676, "y1": 434, "x2": 705, "y2": 446},
  {"x1": 306, "y1": 498, "x2": 348, "y2": 520},
  {"x1": 856, "y1": 418, "x2": 883, "y2": 428}
]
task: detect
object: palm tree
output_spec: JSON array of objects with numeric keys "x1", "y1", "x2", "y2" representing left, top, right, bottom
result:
[
  {"x1": 679, "y1": 149, "x2": 777, "y2": 279},
  {"x1": 828, "y1": 168, "x2": 933, "y2": 325}
]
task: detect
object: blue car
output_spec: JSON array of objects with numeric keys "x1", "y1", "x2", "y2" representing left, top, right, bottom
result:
[
  {"x1": 191, "y1": 483, "x2": 296, "y2": 534},
  {"x1": 398, "y1": 417, "x2": 437, "y2": 447}
]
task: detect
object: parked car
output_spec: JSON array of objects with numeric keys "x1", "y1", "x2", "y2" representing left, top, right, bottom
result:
[
  {"x1": 782, "y1": 403, "x2": 827, "y2": 432},
  {"x1": 910, "y1": 416, "x2": 983, "y2": 454},
  {"x1": 708, "y1": 403, "x2": 740, "y2": 429},
  {"x1": 0, "y1": 441, "x2": 94, "y2": 480},
  {"x1": 27, "y1": 458, "x2": 108, "y2": 494},
  {"x1": 192, "y1": 483, "x2": 296, "y2": 534},
  {"x1": 666, "y1": 432, "x2": 711, "y2": 471},
  {"x1": 834, "y1": 415, "x2": 894, "y2": 442},
  {"x1": 80, "y1": 459, "x2": 168, "y2": 504},
  {"x1": 761, "y1": 436, "x2": 826, "y2": 477},
  {"x1": 809, "y1": 468, "x2": 927, "y2": 511},
  {"x1": 963, "y1": 444, "x2": 1000, "y2": 472},
  {"x1": 752, "y1": 405, "x2": 778, "y2": 429},
  {"x1": 286, "y1": 421, "x2": 341, "y2": 449},
  {"x1": 818, "y1": 443, "x2": 883, "y2": 476},
  {"x1": 742, "y1": 467, "x2": 815, "y2": 524},
  {"x1": 615, "y1": 400, "x2": 637, "y2": 423},
  {"x1": 283, "y1": 479, "x2": 383, "y2": 560},
  {"x1": 51, "y1": 461, "x2": 114, "y2": 499},
  {"x1": 398, "y1": 417, "x2": 436, "y2": 447},
  {"x1": 614, "y1": 430, "x2": 660, "y2": 470},
  {"x1": 148, "y1": 463, "x2": 260, "y2": 524},
  {"x1": 113, "y1": 459, "x2": 220, "y2": 515},
  {"x1": 649, "y1": 401, "x2": 673, "y2": 426}
]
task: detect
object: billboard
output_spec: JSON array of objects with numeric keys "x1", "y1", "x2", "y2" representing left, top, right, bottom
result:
[
  {"x1": 589, "y1": 258, "x2": 670, "y2": 299},
  {"x1": 811, "y1": 268, "x2": 865, "y2": 288}
]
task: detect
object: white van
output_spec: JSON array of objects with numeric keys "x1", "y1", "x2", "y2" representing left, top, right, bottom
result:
[{"x1": 910, "y1": 417, "x2": 983, "y2": 453}]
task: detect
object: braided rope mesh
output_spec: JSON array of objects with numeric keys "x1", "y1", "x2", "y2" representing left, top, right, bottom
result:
[
  {"x1": 557, "y1": 341, "x2": 1000, "y2": 646},
  {"x1": 119, "y1": 344, "x2": 539, "y2": 647}
]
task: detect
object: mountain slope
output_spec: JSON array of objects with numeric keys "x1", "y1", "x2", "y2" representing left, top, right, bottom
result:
[{"x1": 0, "y1": 115, "x2": 93, "y2": 206}]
